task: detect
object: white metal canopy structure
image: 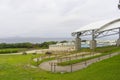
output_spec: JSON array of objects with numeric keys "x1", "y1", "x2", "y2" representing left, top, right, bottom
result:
[
  {"x1": 72, "y1": 18, "x2": 120, "y2": 50},
  {"x1": 72, "y1": 18, "x2": 120, "y2": 38}
]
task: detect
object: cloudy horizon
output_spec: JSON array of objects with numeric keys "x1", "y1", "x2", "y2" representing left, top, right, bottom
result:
[{"x1": 0, "y1": 0, "x2": 120, "y2": 38}]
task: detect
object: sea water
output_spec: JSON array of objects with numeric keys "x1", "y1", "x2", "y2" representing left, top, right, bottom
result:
[
  {"x1": 0, "y1": 37, "x2": 73, "y2": 43},
  {"x1": 0, "y1": 37, "x2": 110, "y2": 48}
]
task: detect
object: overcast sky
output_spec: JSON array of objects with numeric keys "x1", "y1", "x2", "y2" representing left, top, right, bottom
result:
[{"x1": 0, "y1": 0, "x2": 120, "y2": 38}]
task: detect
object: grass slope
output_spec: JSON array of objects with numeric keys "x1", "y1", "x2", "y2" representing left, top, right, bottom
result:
[
  {"x1": 0, "y1": 48, "x2": 26, "y2": 54},
  {"x1": 58, "y1": 46, "x2": 120, "y2": 66},
  {"x1": 0, "y1": 53, "x2": 120, "y2": 80}
]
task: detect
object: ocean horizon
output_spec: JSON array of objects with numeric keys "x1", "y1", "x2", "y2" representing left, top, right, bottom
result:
[{"x1": 0, "y1": 37, "x2": 73, "y2": 43}]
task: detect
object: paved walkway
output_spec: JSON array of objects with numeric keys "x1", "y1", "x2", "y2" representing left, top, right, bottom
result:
[{"x1": 39, "y1": 52, "x2": 120, "y2": 72}]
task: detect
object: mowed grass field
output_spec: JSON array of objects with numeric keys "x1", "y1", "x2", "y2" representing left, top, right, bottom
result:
[
  {"x1": 0, "y1": 48, "x2": 26, "y2": 54},
  {"x1": 0, "y1": 47, "x2": 120, "y2": 80}
]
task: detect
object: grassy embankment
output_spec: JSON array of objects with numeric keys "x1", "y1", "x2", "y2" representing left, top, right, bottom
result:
[
  {"x1": 0, "y1": 48, "x2": 27, "y2": 54},
  {"x1": 58, "y1": 46, "x2": 120, "y2": 66},
  {"x1": 0, "y1": 48, "x2": 120, "y2": 80}
]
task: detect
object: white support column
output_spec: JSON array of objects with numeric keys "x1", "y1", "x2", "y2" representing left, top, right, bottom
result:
[
  {"x1": 90, "y1": 30, "x2": 96, "y2": 49},
  {"x1": 117, "y1": 28, "x2": 120, "y2": 46},
  {"x1": 75, "y1": 33, "x2": 81, "y2": 50},
  {"x1": 90, "y1": 40, "x2": 96, "y2": 49},
  {"x1": 75, "y1": 37, "x2": 81, "y2": 50}
]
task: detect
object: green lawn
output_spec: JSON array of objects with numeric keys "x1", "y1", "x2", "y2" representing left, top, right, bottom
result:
[
  {"x1": 0, "y1": 48, "x2": 27, "y2": 54},
  {"x1": 0, "y1": 51, "x2": 120, "y2": 80},
  {"x1": 58, "y1": 46, "x2": 120, "y2": 66},
  {"x1": 71, "y1": 46, "x2": 120, "y2": 53},
  {"x1": 57, "y1": 55, "x2": 101, "y2": 66}
]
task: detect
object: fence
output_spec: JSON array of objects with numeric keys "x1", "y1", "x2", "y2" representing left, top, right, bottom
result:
[{"x1": 48, "y1": 52, "x2": 120, "y2": 73}]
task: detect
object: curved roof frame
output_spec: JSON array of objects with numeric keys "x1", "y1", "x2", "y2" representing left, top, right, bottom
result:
[
  {"x1": 95, "y1": 28, "x2": 120, "y2": 38},
  {"x1": 72, "y1": 18, "x2": 120, "y2": 39},
  {"x1": 95, "y1": 19, "x2": 120, "y2": 32}
]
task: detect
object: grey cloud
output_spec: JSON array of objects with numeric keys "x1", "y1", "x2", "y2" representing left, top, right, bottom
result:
[{"x1": 0, "y1": 0, "x2": 119, "y2": 38}]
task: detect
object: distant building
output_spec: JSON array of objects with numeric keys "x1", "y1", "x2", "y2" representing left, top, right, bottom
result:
[
  {"x1": 49, "y1": 42, "x2": 75, "y2": 51},
  {"x1": 49, "y1": 40, "x2": 116, "y2": 51}
]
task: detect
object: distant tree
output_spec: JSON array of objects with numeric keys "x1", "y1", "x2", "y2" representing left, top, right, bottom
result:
[
  {"x1": 39, "y1": 41, "x2": 57, "y2": 49},
  {"x1": 60, "y1": 40, "x2": 68, "y2": 43},
  {"x1": 0, "y1": 41, "x2": 57, "y2": 49},
  {"x1": 82, "y1": 40, "x2": 87, "y2": 42}
]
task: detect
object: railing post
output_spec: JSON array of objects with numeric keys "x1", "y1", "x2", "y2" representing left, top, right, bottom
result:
[
  {"x1": 71, "y1": 64, "x2": 73, "y2": 72},
  {"x1": 84, "y1": 60, "x2": 87, "y2": 66}
]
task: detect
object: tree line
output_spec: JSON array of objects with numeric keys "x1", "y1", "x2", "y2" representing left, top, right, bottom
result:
[{"x1": 0, "y1": 41, "x2": 57, "y2": 49}]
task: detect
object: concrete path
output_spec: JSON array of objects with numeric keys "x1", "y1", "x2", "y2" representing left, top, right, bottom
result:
[{"x1": 39, "y1": 52, "x2": 120, "y2": 72}]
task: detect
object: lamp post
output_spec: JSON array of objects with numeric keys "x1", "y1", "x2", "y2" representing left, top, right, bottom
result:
[{"x1": 118, "y1": 0, "x2": 120, "y2": 9}]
